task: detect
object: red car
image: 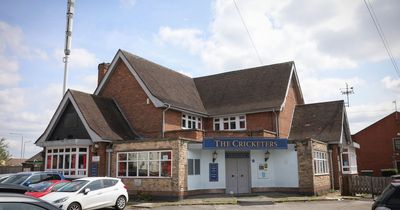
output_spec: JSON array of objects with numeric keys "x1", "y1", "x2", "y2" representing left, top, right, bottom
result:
[{"x1": 25, "y1": 180, "x2": 70, "y2": 198}]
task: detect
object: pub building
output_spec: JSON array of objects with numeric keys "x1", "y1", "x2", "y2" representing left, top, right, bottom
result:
[{"x1": 35, "y1": 49, "x2": 358, "y2": 198}]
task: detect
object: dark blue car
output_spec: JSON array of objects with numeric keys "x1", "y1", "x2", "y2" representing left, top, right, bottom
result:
[
  {"x1": 372, "y1": 183, "x2": 400, "y2": 210},
  {"x1": 2, "y1": 172, "x2": 65, "y2": 187}
]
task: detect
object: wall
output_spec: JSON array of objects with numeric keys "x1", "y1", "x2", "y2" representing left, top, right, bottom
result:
[
  {"x1": 165, "y1": 109, "x2": 182, "y2": 131},
  {"x1": 279, "y1": 79, "x2": 302, "y2": 138},
  {"x1": 246, "y1": 112, "x2": 274, "y2": 132},
  {"x1": 353, "y1": 112, "x2": 400, "y2": 176},
  {"x1": 187, "y1": 147, "x2": 226, "y2": 191},
  {"x1": 312, "y1": 140, "x2": 331, "y2": 194},
  {"x1": 111, "y1": 139, "x2": 187, "y2": 198},
  {"x1": 250, "y1": 145, "x2": 299, "y2": 189},
  {"x1": 99, "y1": 59, "x2": 162, "y2": 138}
]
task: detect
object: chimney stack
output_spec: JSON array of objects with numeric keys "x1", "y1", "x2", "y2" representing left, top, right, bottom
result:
[{"x1": 98, "y1": 63, "x2": 110, "y2": 85}]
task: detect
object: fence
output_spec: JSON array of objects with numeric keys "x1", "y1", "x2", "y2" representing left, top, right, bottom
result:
[
  {"x1": 342, "y1": 175, "x2": 392, "y2": 197},
  {"x1": 0, "y1": 166, "x2": 23, "y2": 174}
]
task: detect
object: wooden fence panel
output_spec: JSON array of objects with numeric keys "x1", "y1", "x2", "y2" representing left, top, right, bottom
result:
[
  {"x1": 344, "y1": 175, "x2": 392, "y2": 196},
  {"x1": 0, "y1": 166, "x2": 22, "y2": 174}
]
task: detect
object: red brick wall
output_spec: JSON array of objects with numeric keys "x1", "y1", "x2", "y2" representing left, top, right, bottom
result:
[
  {"x1": 353, "y1": 112, "x2": 400, "y2": 176},
  {"x1": 247, "y1": 112, "x2": 274, "y2": 132},
  {"x1": 279, "y1": 79, "x2": 302, "y2": 138},
  {"x1": 330, "y1": 144, "x2": 341, "y2": 190},
  {"x1": 165, "y1": 109, "x2": 182, "y2": 131},
  {"x1": 99, "y1": 59, "x2": 162, "y2": 138}
]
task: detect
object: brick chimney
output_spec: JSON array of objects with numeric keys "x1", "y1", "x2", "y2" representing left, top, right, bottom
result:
[{"x1": 98, "y1": 62, "x2": 110, "y2": 85}]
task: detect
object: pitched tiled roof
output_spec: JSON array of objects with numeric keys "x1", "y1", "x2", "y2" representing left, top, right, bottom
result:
[
  {"x1": 121, "y1": 50, "x2": 207, "y2": 114},
  {"x1": 70, "y1": 90, "x2": 138, "y2": 140},
  {"x1": 289, "y1": 100, "x2": 344, "y2": 143},
  {"x1": 121, "y1": 50, "x2": 297, "y2": 116},
  {"x1": 194, "y1": 62, "x2": 294, "y2": 115}
]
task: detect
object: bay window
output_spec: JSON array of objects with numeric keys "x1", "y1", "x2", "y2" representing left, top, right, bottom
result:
[
  {"x1": 117, "y1": 150, "x2": 172, "y2": 178},
  {"x1": 45, "y1": 147, "x2": 88, "y2": 177},
  {"x1": 182, "y1": 114, "x2": 202, "y2": 129}
]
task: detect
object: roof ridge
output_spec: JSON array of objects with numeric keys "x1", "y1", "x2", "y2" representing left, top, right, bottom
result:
[{"x1": 296, "y1": 100, "x2": 344, "y2": 107}]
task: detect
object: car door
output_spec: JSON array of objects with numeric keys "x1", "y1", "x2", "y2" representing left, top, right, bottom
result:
[
  {"x1": 385, "y1": 188, "x2": 400, "y2": 210},
  {"x1": 82, "y1": 180, "x2": 108, "y2": 209},
  {"x1": 101, "y1": 179, "x2": 119, "y2": 206}
]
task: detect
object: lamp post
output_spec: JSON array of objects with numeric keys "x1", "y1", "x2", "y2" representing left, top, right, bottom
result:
[
  {"x1": 9, "y1": 133, "x2": 24, "y2": 164},
  {"x1": 23, "y1": 141, "x2": 31, "y2": 160}
]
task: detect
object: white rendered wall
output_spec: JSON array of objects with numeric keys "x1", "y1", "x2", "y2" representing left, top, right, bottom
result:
[
  {"x1": 187, "y1": 147, "x2": 226, "y2": 190},
  {"x1": 250, "y1": 144, "x2": 299, "y2": 188}
]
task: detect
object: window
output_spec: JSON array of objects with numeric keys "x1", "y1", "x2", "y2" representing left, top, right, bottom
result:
[
  {"x1": 117, "y1": 150, "x2": 172, "y2": 178},
  {"x1": 45, "y1": 147, "x2": 88, "y2": 178},
  {"x1": 182, "y1": 114, "x2": 202, "y2": 129},
  {"x1": 0, "y1": 203, "x2": 48, "y2": 210},
  {"x1": 214, "y1": 115, "x2": 246, "y2": 131},
  {"x1": 188, "y1": 159, "x2": 200, "y2": 175},
  {"x1": 86, "y1": 180, "x2": 103, "y2": 191},
  {"x1": 314, "y1": 151, "x2": 329, "y2": 175},
  {"x1": 394, "y1": 138, "x2": 400, "y2": 151}
]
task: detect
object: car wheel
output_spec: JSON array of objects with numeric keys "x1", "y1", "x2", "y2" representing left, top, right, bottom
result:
[
  {"x1": 67, "y1": 202, "x2": 81, "y2": 210},
  {"x1": 115, "y1": 195, "x2": 127, "y2": 210}
]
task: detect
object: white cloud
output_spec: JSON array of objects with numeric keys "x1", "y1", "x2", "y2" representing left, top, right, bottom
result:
[
  {"x1": 156, "y1": 0, "x2": 399, "y2": 75},
  {"x1": 54, "y1": 48, "x2": 98, "y2": 69},
  {"x1": 382, "y1": 76, "x2": 400, "y2": 94},
  {"x1": 0, "y1": 55, "x2": 20, "y2": 87}
]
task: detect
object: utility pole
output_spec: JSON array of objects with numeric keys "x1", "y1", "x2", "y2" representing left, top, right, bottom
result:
[
  {"x1": 340, "y1": 83, "x2": 354, "y2": 107},
  {"x1": 62, "y1": 0, "x2": 75, "y2": 96}
]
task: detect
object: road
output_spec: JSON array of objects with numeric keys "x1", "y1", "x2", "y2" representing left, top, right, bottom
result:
[{"x1": 131, "y1": 200, "x2": 373, "y2": 210}]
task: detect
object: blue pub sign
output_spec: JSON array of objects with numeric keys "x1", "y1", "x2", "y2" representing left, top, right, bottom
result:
[{"x1": 202, "y1": 137, "x2": 288, "y2": 150}]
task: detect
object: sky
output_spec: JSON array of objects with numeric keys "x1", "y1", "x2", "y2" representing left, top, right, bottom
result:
[{"x1": 0, "y1": 0, "x2": 399, "y2": 159}]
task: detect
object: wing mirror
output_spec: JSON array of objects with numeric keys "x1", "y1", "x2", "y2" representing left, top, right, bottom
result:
[{"x1": 84, "y1": 188, "x2": 90, "y2": 195}]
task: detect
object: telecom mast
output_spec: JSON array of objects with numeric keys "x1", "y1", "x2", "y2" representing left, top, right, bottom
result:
[
  {"x1": 62, "y1": 0, "x2": 75, "y2": 95},
  {"x1": 340, "y1": 83, "x2": 354, "y2": 107}
]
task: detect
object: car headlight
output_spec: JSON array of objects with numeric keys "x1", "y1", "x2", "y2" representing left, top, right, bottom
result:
[{"x1": 54, "y1": 197, "x2": 69, "y2": 204}]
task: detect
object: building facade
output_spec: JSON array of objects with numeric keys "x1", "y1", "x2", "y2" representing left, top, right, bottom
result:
[
  {"x1": 353, "y1": 112, "x2": 400, "y2": 176},
  {"x1": 35, "y1": 49, "x2": 354, "y2": 198}
]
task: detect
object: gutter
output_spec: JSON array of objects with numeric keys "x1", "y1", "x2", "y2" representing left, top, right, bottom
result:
[
  {"x1": 162, "y1": 104, "x2": 171, "y2": 138},
  {"x1": 273, "y1": 109, "x2": 280, "y2": 137}
]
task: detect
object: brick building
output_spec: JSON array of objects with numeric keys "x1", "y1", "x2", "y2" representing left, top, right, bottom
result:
[
  {"x1": 35, "y1": 49, "x2": 355, "y2": 197},
  {"x1": 353, "y1": 111, "x2": 400, "y2": 176}
]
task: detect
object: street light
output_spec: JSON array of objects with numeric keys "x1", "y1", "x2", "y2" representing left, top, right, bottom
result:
[
  {"x1": 23, "y1": 141, "x2": 31, "y2": 160},
  {"x1": 9, "y1": 133, "x2": 24, "y2": 164}
]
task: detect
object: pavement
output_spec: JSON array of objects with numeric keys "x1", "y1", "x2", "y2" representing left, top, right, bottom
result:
[{"x1": 128, "y1": 192, "x2": 368, "y2": 209}]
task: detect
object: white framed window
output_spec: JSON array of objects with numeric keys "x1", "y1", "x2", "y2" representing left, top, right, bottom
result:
[
  {"x1": 182, "y1": 114, "x2": 202, "y2": 130},
  {"x1": 45, "y1": 147, "x2": 89, "y2": 178},
  {"x1": 188, "y1": 159, "x2": 200, "y2": 175},
  {"x1": 117, "y1": 150, "x2": 172, "y2": 178},
  {"x1": 213, "y1": 115, "x2": 246, "y2": 131},
  {"x1": 341, "y1": 147, "x2": 358, "y2": 174},
  {"x1": 394, "y1": 138, "x2": 400, "y2": 151},
  {"x1": 313, "y1": 151, "x2": 329, "y2": 175}
]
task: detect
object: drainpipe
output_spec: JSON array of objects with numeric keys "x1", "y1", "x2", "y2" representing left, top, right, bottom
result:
[
  {"x1": 329, "y1": 149, "x2": 334, "y2": 190},
  {"x1": 273, "y1": 109, "x2": 280, "y2": 137},
  {"x1": 162, "y1": 104, "x2": 171, "y2": 138}
]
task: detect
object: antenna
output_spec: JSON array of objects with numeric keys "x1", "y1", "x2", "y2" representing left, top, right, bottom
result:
[
  {"x1": 340, "y1": 83, "x2": 354, "y2": 107},
  {"x1": 62, "y1": 0, "x2": 75, "y2": 95}
]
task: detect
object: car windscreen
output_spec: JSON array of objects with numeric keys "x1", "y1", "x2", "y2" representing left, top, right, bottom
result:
[
  {"x1": 51, "y1": 182, "x2": 69, "y2": 192},
  {"x1": 376, "y1": 184, "x2": 396, "y2": 202},
  {"x1": 57, "y1": 180, "x2": 89, "y2": 192},
  {"x1": 29, "y1": 181, "x2": 53, "y2": 192},
  {"x1": 2, "y1": 174, "x2": 30, "y2": 185}
]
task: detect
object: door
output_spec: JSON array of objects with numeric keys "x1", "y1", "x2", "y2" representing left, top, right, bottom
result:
[{"x1": 225, "y1": 157, "x2": 250, "y2": 194}]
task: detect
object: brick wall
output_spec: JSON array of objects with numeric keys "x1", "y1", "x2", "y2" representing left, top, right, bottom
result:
[
  {"x1": 247, "y1": 112, "x2": 274, "y2": 132},
  {"x1": 111, "y1": 139, "x2": 188, "y2": 198},
  {"x1": 279, "y1": 80, "x2": 302, "y2": 138},
  {"x1": 165, "y1": 109, "x2": 182, "y2": 131},
  {"x1": 99, "y1": 60, "x2": 162, "y2": 138},
  {"x1": 88, "y1": 142, "x2": 108, "y2": 177},
  {"x1": 312, "y1": 140, "x2": 331, "y2": 195},
  {"x1": 353, "y1": 112, "x2": 400, "y2": 176},
  {"x1": 330, "y1": 144, "x2": 341, "y2": 190}
]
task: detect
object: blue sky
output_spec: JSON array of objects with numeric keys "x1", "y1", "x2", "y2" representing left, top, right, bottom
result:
[{"x1": 0, "y1": 0, "x2": 399, "y2": 158}]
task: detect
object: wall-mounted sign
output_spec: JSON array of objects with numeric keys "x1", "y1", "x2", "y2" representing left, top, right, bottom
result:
[
  {"x1": 209, "y1": 163, "x2": 219, "y2": 182},
  {"x1": 203, "y1": 137, "x2": 288, "y2": 150},
  {"x1": 92, "y1": 156, "x2": 100, "y2": 162},
  {"x1": 91, "y1": 162, "x2": 98, "y2": 177}
]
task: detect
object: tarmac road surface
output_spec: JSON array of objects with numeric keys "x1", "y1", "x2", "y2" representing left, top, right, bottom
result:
[{"x1": 130, "y1": 200, "x2": 373, "y2": 210}]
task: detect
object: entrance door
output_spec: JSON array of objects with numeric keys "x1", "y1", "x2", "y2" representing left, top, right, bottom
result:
[{"x1": 225, "y1": 156, "x2": 250, "y2": 194}]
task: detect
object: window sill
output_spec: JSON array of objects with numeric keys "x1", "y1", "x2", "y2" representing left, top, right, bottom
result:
[
  {"x1": 314, "y1": 173, "x2": 330, "y2": 176},
  {"x1": 117, "y1": 176, "x2": 172, "y2": 179}
]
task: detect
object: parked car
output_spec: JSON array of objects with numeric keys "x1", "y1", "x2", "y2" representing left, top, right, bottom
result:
[
  {"x1": 41, "y1": 177, "x2": 128, "y2": 210},
  {"x1": 0, "y1": 183, "x2": 59, "y2": 210},
  {"x1": 0, "y1": 173, "x2": 13, "y2": 183},
  {"x1": 2, "y1": 171, "x2": 65, "y2": 186},
  {"x1": 26, "y1": 180, "x2": 71, "y2": 198},
  {"x1": 372, "y1": 182, "x2": 400, "y2": 210}
]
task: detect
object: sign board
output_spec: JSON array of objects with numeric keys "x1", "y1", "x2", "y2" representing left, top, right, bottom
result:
[
  {"x1": 209, "y1": 163, "x2": 219, "y2": 182},
  {"x1": 91, "y1": 162, "x2": 98, "y2": 177},
  {"x1": 203, "y1": 137, "x2": 288, "y2": 150},
  {"x1": 92, "y1": 156, "x2": 100, "y2": 162}
]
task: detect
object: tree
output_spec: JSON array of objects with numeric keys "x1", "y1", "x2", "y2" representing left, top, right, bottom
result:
[{"x1": 0, "y1": 138, "x2": 10, "y2": 165}]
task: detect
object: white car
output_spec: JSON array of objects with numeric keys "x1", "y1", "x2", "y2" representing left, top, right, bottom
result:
[{"x1": 41, "y1": 177, "x2": 128, "y2": 210}]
